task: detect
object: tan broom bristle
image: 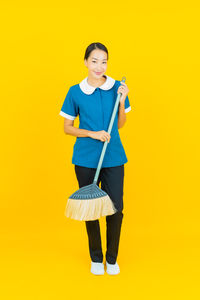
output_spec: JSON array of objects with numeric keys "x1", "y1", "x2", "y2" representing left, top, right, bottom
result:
[{"x1": 65, "y1": 195, "x2": 117, "y2": 221}]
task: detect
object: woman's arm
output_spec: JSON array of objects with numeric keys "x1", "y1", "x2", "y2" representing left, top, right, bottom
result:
[
  {"x1": 118, "y1": 102, "x2": 126, "y2": 129},
  {"x1": 117, "y1": 81, "x2": 129, "y2": 129},
  {"x1": 64, "y1": 118, "x2": 90, "y2": 137},
  {"x1": 63, "y1": 118, "x2": 111, "y2": 142}
]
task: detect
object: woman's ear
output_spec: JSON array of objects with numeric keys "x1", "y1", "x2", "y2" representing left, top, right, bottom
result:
[{"x1": 84, "y1": 59, "x2": 87, "y2": 68}]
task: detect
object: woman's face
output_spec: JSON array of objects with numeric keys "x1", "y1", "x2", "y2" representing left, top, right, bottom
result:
[{"x1": 84, "y1": 49, "x2": 108, "y2": 79}]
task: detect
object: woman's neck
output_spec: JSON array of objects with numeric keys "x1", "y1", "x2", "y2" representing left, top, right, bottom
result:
[{"x1": 87, "y1": 74, "x2": 106, "y2": 88}]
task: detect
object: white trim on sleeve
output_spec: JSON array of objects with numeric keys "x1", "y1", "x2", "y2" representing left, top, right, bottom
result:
[
  {"x1": 59, "y1": 111, "x2": 76, "y2": 120},
  {"x1": 125, "y1": 106, "x2": 131, "y2": 113}
]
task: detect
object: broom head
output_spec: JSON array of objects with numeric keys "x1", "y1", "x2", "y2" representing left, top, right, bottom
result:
[{"x1": 65, "y1": 182, "x2": 117, "y2": 221}]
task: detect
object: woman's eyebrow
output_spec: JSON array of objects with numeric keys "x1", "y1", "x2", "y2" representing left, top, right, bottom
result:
[{"x1": 92, "y1": 57, "x2": 107, "y2": 61}]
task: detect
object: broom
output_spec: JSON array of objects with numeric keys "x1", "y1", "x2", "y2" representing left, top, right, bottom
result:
[{"x1": 64, "y1": 76, "x2": 127, "y2": 221}]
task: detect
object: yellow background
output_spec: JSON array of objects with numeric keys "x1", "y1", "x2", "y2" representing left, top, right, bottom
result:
[{"x1": 0, "y1": 0, "x2": 200, "y2": 299}]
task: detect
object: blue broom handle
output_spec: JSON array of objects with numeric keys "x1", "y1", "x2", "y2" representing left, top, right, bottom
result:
[{"x1": 93, "y1": 76, "x2": 126, "y2": 184}]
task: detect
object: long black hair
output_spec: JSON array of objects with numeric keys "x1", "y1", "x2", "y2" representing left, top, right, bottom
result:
[{"x1": 84, "y1": 42, "x2": 109, "y2": 61}]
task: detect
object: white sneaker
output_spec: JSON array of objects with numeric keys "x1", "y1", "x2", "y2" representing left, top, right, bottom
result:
[
  {"x1": 106, "y1": 261, "x2": 120, "y2": 275},
  {"x1": 91, "y1": 261, "x2": 105, "y2": 275}
]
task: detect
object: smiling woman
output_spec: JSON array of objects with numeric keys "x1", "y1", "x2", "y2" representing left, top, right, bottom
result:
[{"x1": 59, "y1": 42, "x2": 132, "y2": 275}]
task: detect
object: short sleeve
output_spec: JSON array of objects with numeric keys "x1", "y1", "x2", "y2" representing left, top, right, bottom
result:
[
  {"x1": 59, "y1": 87, "x2": 79, "y2": 120},
  {"x1": 124, "y1": 95, "x2": 131, "y2": 113}
]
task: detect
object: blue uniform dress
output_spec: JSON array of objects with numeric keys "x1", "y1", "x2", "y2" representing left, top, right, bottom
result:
[{"x1": 59, "y1": 74, "x2": 132, "y2": 168}]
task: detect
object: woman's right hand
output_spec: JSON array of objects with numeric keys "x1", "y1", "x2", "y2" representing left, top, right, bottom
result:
[{"x1": 88, "y1": 130, "x2": 111, "y2": 143}]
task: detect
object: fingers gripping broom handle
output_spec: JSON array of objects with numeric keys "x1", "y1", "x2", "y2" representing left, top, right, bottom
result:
[{"x1": 93, "y1": 76, "x2": 126, "y2": 184}]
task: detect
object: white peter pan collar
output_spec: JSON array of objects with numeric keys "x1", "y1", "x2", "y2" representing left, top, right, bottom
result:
[{"x1": 79, "y1": 74, "x2": 115, "y2": 95}]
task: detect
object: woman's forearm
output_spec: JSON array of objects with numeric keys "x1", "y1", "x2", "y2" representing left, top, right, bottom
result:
[
  {"x1": 118, "y1": 102, "x2": 126, "y2": 129},
  {"x1": 64, "y1": 125, "x2": 91, "y2": 137}
]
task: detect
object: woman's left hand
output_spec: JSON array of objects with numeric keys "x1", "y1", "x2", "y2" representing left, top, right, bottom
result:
[{"x1": 117, "y1": 81, "x2": 129, "y2": 104}]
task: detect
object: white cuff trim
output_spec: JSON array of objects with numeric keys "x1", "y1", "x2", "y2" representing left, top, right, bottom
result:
[
  {"x1": 59, "y1": 111, "x2": 76, "y2": 120},
  {"x1": 125, "y1": 106, "x2": 131, "y2": 113}
]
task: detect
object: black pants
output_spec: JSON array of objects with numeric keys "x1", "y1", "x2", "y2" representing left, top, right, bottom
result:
[{"x1": 74, "y1": 164, "x2": 124, "y2": 264}]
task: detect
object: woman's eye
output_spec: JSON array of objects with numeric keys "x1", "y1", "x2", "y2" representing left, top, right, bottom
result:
[{"x1": 92, "y1": 61, "x2": 107, "y2": 64}]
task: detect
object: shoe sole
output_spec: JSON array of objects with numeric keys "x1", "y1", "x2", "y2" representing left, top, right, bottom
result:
[
  {"x1": 106, "y1": 270, "x2": 120, "y2": 275},
  {"x1": 91, "y1": 271, "x2": 105, "y2": 275}
]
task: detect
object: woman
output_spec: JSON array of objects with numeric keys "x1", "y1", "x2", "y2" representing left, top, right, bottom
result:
[{"x1": 59, "y1": 42, "x2": 131, "y2": 275}]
